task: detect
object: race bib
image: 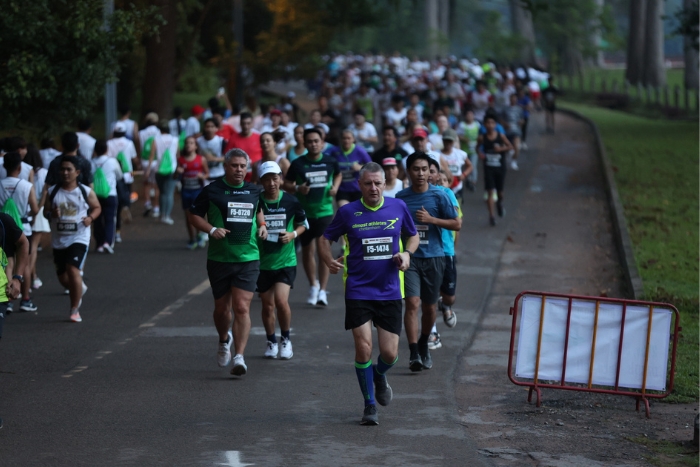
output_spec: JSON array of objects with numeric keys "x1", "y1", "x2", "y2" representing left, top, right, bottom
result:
[
  {"x1": 306, "y1": 170, "x2": 328, "y2": 188},
  {"x1": 416, "y1": 225, "x2": 429, "y2": 245},
  {"x1": 485, "y1": 153, "x2": 502, "y2": 167},
  {"x1": 341, "y1": 170, "x2": 355, "y2": 183},
  {"x1": 226, "y1": 202, "x2": 254, "y2": 223},
  {"x1": 264, "y1": 213, "x2": 286, "y2": 233},
  {"x1": 56, "y1": 222, "x2": 78, "y2": 234},
  {"x1": 362, "y1": 237, "x2": 393, "y2": 261},
  {"x1": 448, "y1": 163, "x2": 461, "y2": 175}
]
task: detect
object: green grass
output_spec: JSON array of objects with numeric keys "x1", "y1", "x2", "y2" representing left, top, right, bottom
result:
[
  {"x1": 560, "y1": 101, "x2": 699, "y2": 403},
  {"x1": 628, "y1": 437, "x2": 699, "y2": 467}
]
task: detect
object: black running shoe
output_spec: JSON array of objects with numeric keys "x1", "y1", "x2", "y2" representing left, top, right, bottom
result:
[
  {"x1": 497, "y1": 202, "x2": 504, "y2": 218},
  {"x1": 489, "y1": 216, "x2": 496, "y2": 227},
  {"x1": 361, "y1": 404, "x2": 379, "y2": 425},
  {"x1": 374, "y1": 376, "x2": 393, "y2": 406},
  {"x1": 419, "y1": 347, "x2": 433, "y2": 370},
  {"x1": 409, "y1": 351, "x2": 423, "y2": 372}
]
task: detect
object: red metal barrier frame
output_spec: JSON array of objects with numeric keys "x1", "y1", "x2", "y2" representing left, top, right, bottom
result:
[{"x1": 507, "y1": 291, "x2": 681, "y2": 418}]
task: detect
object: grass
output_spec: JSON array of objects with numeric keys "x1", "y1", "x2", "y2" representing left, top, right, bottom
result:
[
  {"x1": 560, "y1": 101, "x2": 699, "y2": 403},
  {"x1": 628, "y1": 437, "x2": 699, "y2": 467}
]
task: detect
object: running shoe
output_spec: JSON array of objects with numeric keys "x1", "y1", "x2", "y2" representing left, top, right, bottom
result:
[
  {"x1": 151, "y1": 207, "x2": 161, "y2": 218},
  {"x1": 143, "y1": 202, "x2": 152, "y2": 217},
  {"x1": 217, "y1": 331, "x2": 233, "y2": 367},
  {"x1": 64, "y1": 289, "x2": 70, "y2": 295},
  {"x1": 361, "y1": 404, "x2": 379, "y2": 425},
  {"x1": 489, "y1": 216, "x2": 496, "y2": 227},
  {"x1": 70, "y1": 310, "x2": 82, "y2": 323},
  {"x1": 279, "y1": 337, "x2": 293, "y2": 359},
  {"x1": 19, "y1": 299, "x2": 37, "y2": 312},
  {"x1": 409, "y1": 350, "x2": 423, "y2": 372},
  {"x1": 230, "y1": 354, "x2": 247, "y2": 376},
  {"x1": 497, "y1": 202, "x2": 505, "y2": 218},
  {"x1": 307, "y1": 284, "x2": 320, "y2": 305},
  {"x1": 264, "y1": 341, "x2": 279, "y2": 359},
  {"x1": 443, "y1": 308, "x2": 457, "y2": 328},
  {"x1": 6, "y1": 302, "x2": 12, "y2": 314},
  {"x1": 197, "y1": 233, "x2": 208, "y2": 248},
  {"x1": 510, "y1": 160, "x2": 519, "y2": 171},
  {"x1": 428, "y1": 331, "x2": 442, "y2": 350},
  {"x1": 96, "y1": 246, "x2": 104, "y2": 253},
  {"x1": 521, "y1": 142, "x2": 528, "y2": 151},
  {"x1": 186, "y1": 241, "x2": 197, "y2": 251},
  {"x1": 32, "y1": 277, "x2": 42, "y2": 290},
  {"x1": 374, "y1": 375, "x2": 393, "y2": 406},
  {"x1": 317, "y1": 290, "x2": 328, "y2": 306},
  {"x1": 161, "y1": 217, "x2": 174, "y2": 225},
  {"x1": 103, "y1": 243, "x2": 114, "y2": 254},
  {"x1": 419, "y1": 347, "x2": 433, "y2": 370},
  {"x1": 115, "y1": 232, "x2": 122, "y2": 243}
]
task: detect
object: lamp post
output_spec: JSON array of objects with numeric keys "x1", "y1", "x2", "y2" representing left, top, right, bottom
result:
[{"x1": 104, "y1": 0, "x2": 117, "y2": 137}]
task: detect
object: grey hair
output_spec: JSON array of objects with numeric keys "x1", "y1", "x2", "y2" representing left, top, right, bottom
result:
[
  {"x1": 224, "y1": 148, "x2": 249, "y2": 163},
  {"x1": 359, "y1": 161, "x2": 385, "y2": 181}
]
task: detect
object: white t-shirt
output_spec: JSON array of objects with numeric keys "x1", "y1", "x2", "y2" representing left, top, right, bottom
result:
[
  {"x1": 139, "y1": 125, "x2": 161, "y2": 160},
  {"x1": 107, "y1": 137, "x2": 137, "y2": 184},
  {"x1": 185, "y1": 117, "x2": 201, "y2": 137},
  {"x1": 303, "y1": 122, "x2": 329, "y2": 134},
  {"x1": 92, "y1": 155, "x2": 123, "y2": 198},
  {"x1": 197, "y1": 135, "x2": 225, "y2": 179},
  {"x1": 48, "y1": 184, "x2": 93, "y2": 249},
  {"x1": 110, "y1": 118, "x2": 137, "y2": 141},
  {"x1": 33, "y1": 168, "x2": 47, "y2": 205},
  {"x1": 153, "y1": 134, "x2": 179, "y2": 175},
  {"x1": 0, "y1": 177, "x2": 34, "y2": 236},
  {"x1": 384, "y1": 108, "x2": 407, "y2": 129},
  {"x1": 471, "y1": 90, "x2": 492, "y2": 122},
  {"x1": 169, "y1": 118, "x2": 187, "y2": 137},
  {"x1": 441, "y1": 148, "x2": 468, "y2": 193},
  {"x1": 428, "y1": 133, "x2": 444, "y2": 152},
  {"x1": 77, "y1": 132, "x2": 96, "y2": 160},
  {"x1": 347, "y1": 122, "x2": 378, "y2": 153},
  {"x1": 0, "y1": 160, "x2": 33, "y2": 181},
  {"x1": 383, "y1": 179, "x2": 404, "y2": 198},
  {"x1": 39, "y1": 148, "x2": 61, "y2": 170}
]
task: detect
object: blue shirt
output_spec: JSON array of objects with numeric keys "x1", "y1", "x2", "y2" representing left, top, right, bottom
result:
[
  {"x1": 396, "y1": 185, "x2": 458, "y2": 258},
  {"x1": 436, "y1": 185, "x2": 459, "y2": 256},
  {"x1": 518, "y1": 96, "x2": 531, "y2": 118},
  {"x1": 324, "y1": 197, "x2": 416, "y2": 300}
]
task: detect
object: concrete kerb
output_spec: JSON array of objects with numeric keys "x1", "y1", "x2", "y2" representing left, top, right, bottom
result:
[{"x1": 557, "y1": 108, "x2": 644, "y2": 300}]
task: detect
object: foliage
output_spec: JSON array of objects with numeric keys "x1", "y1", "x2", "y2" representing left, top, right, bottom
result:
[
  {"x1": 0, "y1": 0, "x2": 160, "y2": 136},
  {"x1": 560, "y1": 101, "x2": 699, "y2": 403},
  {"x1": 472, "y1": 9, "x2": 525, "y2": 64},
  {"x1": 674, "y1": 0, "x2": 699, "y2": 50}
]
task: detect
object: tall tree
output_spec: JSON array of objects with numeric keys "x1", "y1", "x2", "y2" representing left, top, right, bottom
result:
[
  {"x1": 643, "y1": 0, "x2": 666, "y2": 87},
  {"x1": 425, "y1": 0, "x2": 440, "y2": 59},
  {"x1": 141, "y1": 0, "x2": 178, "y2": 119},
  {"x1": 625, "y1": 0, "x2": 647, "y2": 85},
  {"x1": 676, "y1": 0, "x2": 699, "y2": 89},
  {"x1": 509, "y1": 0, "x2": 538, "y2": 66}
]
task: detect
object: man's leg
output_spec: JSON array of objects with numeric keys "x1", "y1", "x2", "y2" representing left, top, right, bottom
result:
[
  {"x1": 351, "y1": 321, "x2": 377, "y2": 418},
  {"x1": 65, "y1": 264, "x2": 83, "y2": 310},
  {"x1": 213, "y1": 291, "x2": 233, "y2": 342},
  {"x1": 260, "y1": 288, "x2": 277, "y2": 339},
  {"x1": 273, "y1": 282, "x2": 292, "y2": 336},
  {"x1": 230, "y1": 287, "x2": 254, "y2": 356}
]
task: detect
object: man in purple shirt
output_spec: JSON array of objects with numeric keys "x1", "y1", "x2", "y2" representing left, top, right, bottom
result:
[{"x1": 319, "y1": 162, "x2": 419, "y2": 426}]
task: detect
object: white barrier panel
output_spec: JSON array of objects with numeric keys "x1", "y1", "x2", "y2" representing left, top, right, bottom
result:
[{"x1": 515, "y1": 295, "x2": 672, "y2": 391}]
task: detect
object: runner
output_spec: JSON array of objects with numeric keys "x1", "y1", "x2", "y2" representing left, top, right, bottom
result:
[
  {"x1": 25, "y1": 147, "x2": 49, "y2": 290},
  {"x1": 145, "y1": 121, "x2": 179, "y2": 225},
  {"x1": 439, "y1": 129, "x2": 472, "y2": 197},
  {"x1": 138, "y1": 113, "x2": 161, "y2": 217},
  {"x1": 471, "y1": 81, "x2": 492, "y2": 123},
  {"x1": 333, "y1": 130, "x2": 371, "y2": 207},
  {"x1": 372, "y1": 126, "x2": 408, "y2": 172},
  {"x1": 108, "y1": 122, "x2": 137, "y2": 243},
  {"x1": 44, "y1": 156, "x2": 101, "y2": 323},
  {"x1": 380, "y1": 157, "x2": 404, "y2": 198},
  {"x1": 0, "y1": 153, "x2": 38, "y2": 312},
  {"x1": 196, "y1": 118, "x2": 227, "y2": 183},
  {"x1": 109, "y1": 106, "x2": 139, "y2": 143},
  {"x1": 188, "y1": 149, "x2": 267, "y2": 376},
  {"x1": 225, "y1": 112, "x2": 262, "y2": 182},
  {"x1": 2, "y1": 137, "x2": 35, "y2": 182},
  {"x1": 283, "y1": 128, "x2": 341, "y2": 307},
  {"x1": 346, "y1": 109, "x2": 378, "y2": 154},
  {"x1": 502, "y1": 93, "x2": 524, "y2": 170},
  {"x1": 186, "y1": 105, "x2": 204, "y2": 138},
  {"x1": 76, "y1": 120, "x2": 96, "y2": 161},
  {"x1": 479, "y1": 114, "x2": 514, "y2": 226},
  {"x1": 0, "y1": 211, "x2": 30, "y2": 327},
  {"x1": 251, "y1": 132, "x2": 290, "y2": 183},
  {"x1": 542, "y1": 76, "x2": 559, "y2": 133},
  {"x1": 176, "y1": 136, "x2": 209, "y2": 249},
  {"x1": 287, "y1": 125, "x2": 307, "y2": 163},
  {"x1": 457, "y1": 109, "x2": 480, "y2": 191},
  {"x1": 319, "y1": 162, "x2": 419, "y2": 425},
  {"x1": 91, "y1": 140, "x2": 123, "y2": 253},
  {"x1": 396, "y1": 152, "x2": 460, "y2": 371},
  {"x1": 403, "y1": 128, "x2": 453, "y2": 181},
  {"x1": 257, "y1": 161, "x2": 307, "y2": 360},
  {"x1": 517, "y1": 87, "x2": 532, "y2": 151}
]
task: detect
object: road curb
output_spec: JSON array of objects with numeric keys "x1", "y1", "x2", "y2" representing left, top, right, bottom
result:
[{"x1": 558, "y1": 108, "x2": 644, "y2": 299}]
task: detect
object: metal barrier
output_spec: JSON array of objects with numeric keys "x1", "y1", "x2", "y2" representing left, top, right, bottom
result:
[{"x1": 507, "y1": 291, "x2": 680, "y2": 418}]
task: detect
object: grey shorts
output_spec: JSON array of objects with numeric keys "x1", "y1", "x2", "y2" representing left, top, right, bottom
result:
[{"x1": 403, "y1": 256, "x2": 445, "y2": 305}]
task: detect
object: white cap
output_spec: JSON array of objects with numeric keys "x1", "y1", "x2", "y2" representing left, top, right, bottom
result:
[
  {"x1": 258, "y1": 161, "x2": 282, "y2": 178},
  {"x1": 287, "y1": 91, "x2": 296, "y2": 99},
  {"x1": 114, "y1": 121, "x2": 127, "y2": 133}
]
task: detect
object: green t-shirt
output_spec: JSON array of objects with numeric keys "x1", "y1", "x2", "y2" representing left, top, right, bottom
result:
[
  {"x1": 459, "y1": 121, "x2": 481, "y2": 154},
  {"x1": 258, "y1": 192, "x2": 307, "y2": 270},
  {"x1": 284, "y1": 154, "x2": 339, "y2": 219},
  {"x1": 189, "y1": 179, "x2": 262, "y2": 263}
]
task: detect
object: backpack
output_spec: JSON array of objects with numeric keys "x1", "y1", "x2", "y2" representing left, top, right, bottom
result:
[
  {"x1": 116, "y1": 151, "x2": 130, "y2": 173},
  {"x1": 0, "y1": 181, "x2": 24, "y2": 229},
  {"x1": 157, "y1": 148, "x2": 173, "y2": 175},
  {"x1": 142, "y1": 136, "x2": 155, "y2": 160},
  {"x1": 93, "y1": 160, "x2": 110, "y2": 198}
]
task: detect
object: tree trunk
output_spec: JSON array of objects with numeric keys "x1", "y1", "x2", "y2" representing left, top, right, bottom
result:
[
  {"x1": 509, "y1": 0, "x2": 538, "y2": 66},
  {"x1": 625, "y1": 0, "x2": 647, "y2": 85},
  {"x1": 590, "y1": 0, "x2": 605, "y2": 67},
  {"x1": 438, "y1": 0, "x2": 450, "y2": 56},
  {"x1": 141, "y1": 0, "x2": 177, "y2": 120},
  {"x1": 684, "y1": 0, "x2": 700, "y2": 90},
  {"x1": 425, "y1": 0, "x2": 439, "y2": 60},
  {"x1": 643, "y1": 0, "x2": 666, "y2": 87}
]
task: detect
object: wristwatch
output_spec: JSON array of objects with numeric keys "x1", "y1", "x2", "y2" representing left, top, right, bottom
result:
[
  {"x1": 12, "y1": 275, "x2": 23, "y2": 284},
  {"x1": 406, "y1": 250, "x2": 414, "y2": 259}
]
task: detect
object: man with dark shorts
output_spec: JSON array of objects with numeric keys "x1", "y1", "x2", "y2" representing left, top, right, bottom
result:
[
  {"x1": 283, "y1": 128, "x2": 341, "y2": 307},
  {"x1": 396, "y1": 152, "x2": 460, "y2": 371},
  {"x1": 257, "y1": 161, "x2": 307, "y2": 360},
  {"x1": 189, "y1": 149, "x2": 267, "y2": 376},
  {"x1": 319, "y1": 162, "x2": 418, "y2": 425}
]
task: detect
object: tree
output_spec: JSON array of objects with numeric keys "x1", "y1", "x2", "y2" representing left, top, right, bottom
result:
[
  {"x1": 675, "y1": 0, "x2": 699, "y2": 90},
  {"x1": 0, "y1": 0, "x2": 158, "y2": 135},
  {"x1": 643, "y1": 0, "x2": 666, "y2": 88},
  {"x1": 510, "y1": 0, "x2": 538, "y2": 66},
  {"x1": 141, "y1": 0, "x2": 178, "y2": 119},
  {"x1": 625, "y1": 0, "x2": 647, "y2": 85}
]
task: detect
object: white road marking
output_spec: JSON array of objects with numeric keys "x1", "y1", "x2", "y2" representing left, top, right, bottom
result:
[{"x1": 217, "y1": 451, "x2": 254, "y2": 467}]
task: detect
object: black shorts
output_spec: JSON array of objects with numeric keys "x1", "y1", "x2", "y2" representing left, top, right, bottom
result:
[
  {"x1": 440, "y1": 255, "x2": 457, "y2": 296},
  {"x1": 53, "y1": 243, "x2": 88, "y2": 276},
  {"x1": 336, "y1": 190, "x2": 361, "y2": 203},
  {"x1": 207, "y1": 260, "x2": 260, "y2": 298},
  {"x1": 300, "y1": 215, "x2": 333, "y2": 247},
  {"x1": 404, "y1": 256, "x2": 445, "y2": 304},
  {"x1": 484, "y1": 166, "x2": 506, "y2": 192},
  {"x1": 257, "y1": 266, "x2": 297, "y2": 293},
  {"x1": 345, "y1": 299, "x2": 403, "y2": 336}
]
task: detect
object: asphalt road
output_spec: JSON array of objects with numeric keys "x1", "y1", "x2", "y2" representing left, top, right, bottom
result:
[{"x1": 0, "y1": 117, "x2": 558, "y2": 466}]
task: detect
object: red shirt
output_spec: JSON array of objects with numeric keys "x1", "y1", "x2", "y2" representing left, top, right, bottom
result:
[
  {"x1": 178, "y1": 154, "x2": 206, "y2": 190},
  {"x1": 225, "y1": 129, "x2": 262, "y2": 181}
]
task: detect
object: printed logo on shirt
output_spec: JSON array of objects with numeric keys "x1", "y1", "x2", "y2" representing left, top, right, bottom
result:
[{"x1": 383, "y1": 218, "x2": 399, "y2": 230}]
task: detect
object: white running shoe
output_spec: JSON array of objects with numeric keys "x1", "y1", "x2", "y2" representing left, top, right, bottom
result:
[
  {"x1": 115, "y1": 232, "x2": 122, "y2": 243},
  {"x1": 510, "y1": 160, "x2": 519, "y2": 171},
  {"x1": 307, "y1": 284, "x2": 320, "y2": 305},
  {"x1": 32, "y1": 278, "x2": 42, "y2": 290},
  {"x1": 96, "y1": 246, "x2": 104, "y2": 253},
  {"x1": 70, "y1": 310, "x2": 82, "y2": 323},
  {"x1": 151, "y1": 207, "x2": 161, "y2": 218},
  {"x1": 230, "y1": 354, "x2": 247, "y2": 376},
  {"x1": 217, "y1": 331, "x2": 233, "y2": 367},
  {"x1": 264, "y1": 341, "x2": 279, "y2": 359},
  {"x1": 161, "y1": 217, "x2": 174, "y2": 225},
  {"x1": 317, "y1": 290, "x2": 328, "y2": 306},
  {"x1": 279, "y1": 337, "x2": 293, "y2": 359},
  {"x1": 521, "y1": 142, "x2": 528, "y2": 151},
  {"x1": 103, "y1": 243, "x2": 114, "y2": 254}
]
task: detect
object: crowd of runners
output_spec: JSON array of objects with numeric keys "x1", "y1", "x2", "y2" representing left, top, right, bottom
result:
[{"x1": 0, "y1": 53, "x2": 557, "y2": 426}]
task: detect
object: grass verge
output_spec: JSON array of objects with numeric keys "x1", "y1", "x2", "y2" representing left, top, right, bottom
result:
[
  {"x1": 628, "y1": 437, "x2": 699, "y2": 467},
  {"x1": 560, "y1": 101, "x2": 699, "y2": 404}
]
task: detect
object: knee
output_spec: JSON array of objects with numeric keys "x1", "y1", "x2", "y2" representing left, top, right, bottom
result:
[{"x1": 355, "y1": 340, "x2": 372, "y2": 361}]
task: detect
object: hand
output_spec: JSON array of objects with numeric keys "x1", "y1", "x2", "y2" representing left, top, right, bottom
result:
[
  {"x1": 6, "y1": 279, "x2": 20, "y2": 300},
  {"x1": 416, "y1": 206, "x2": 433, "y2": 224},
  {"x1": 257, "y1": 224, "x2": 268, "y2": 240},
  {"x1": 329, "y1": 185, "x2": 339, "y2": 197},
  {"x1": 197, "y1": 173, "x2": 206, "y2": 180},
  {"x1": 278, "y1": 231, "x2": 295, "y2": 244},
  {"x1": 392, "y1": 251, "x2": 410, "y2": 271},
  {"x1": 210, "y1": 227, "x2": 230, "y2": 239},
  {"x1": 352, "y1": 162, "x2": 362, "y2": 172},
  {"x1": 176, "y1": 166, "x2": 184, "y2": 174},
  {"x1": 325, "y1": 255, "x2": 345, "y2": 274},
  {"x1": 82, "y1": 216, "x2": 93, "y2": 227},
  {"x1": 297, "y1": 184, "x2": 310, "y2": 195},
  {"x1": 144, "y1": 170, "x2": 151, "y2": 179}
]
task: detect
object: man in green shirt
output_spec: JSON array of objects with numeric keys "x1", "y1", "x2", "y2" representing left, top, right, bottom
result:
[
  {"x1": 189, "y1": 149, "x2": 268, "y2": 377},
  {"x1": 283, "y1": 128, "x2": 341, "y2": 307},
  {"x1": 257, "y1": 161, "x2": 307, "y2": 360}
]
